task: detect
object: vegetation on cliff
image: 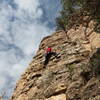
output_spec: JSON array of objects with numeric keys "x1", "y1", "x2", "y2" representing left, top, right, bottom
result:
[{"x1": 56, "y1": 0, "x2": 100, "y2": 32}]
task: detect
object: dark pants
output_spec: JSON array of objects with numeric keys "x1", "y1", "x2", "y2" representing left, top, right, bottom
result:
[{"x1": 44, "y1": 52, "x2": 58, "y2": 65}]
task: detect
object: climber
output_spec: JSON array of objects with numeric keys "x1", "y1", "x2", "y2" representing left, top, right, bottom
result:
[{"x1": 43, "y1": 46, "x2": 60, "y2": 66}]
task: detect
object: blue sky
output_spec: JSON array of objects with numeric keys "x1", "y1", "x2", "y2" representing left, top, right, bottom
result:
[{"x1": 0, "y1": 0, "x2": 61, "y2": 99}]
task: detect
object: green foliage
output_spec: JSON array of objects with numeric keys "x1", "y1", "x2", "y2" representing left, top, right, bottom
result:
[
  {"x1": 56, "y1": 15, "x2": 68, "y2": 30},
  {"x1": 66, "y1": 64, "x2": 75, "y2": 79},
  {"x1": 68, "y1": 64, "x2": 74, "y2": 71},
  {"x1": 56, "y1": 0, "x2": 75, "y2": 30},
  {"x1": 56, "y1": 0, "x2": 100, "y2": 31},
  {"x1": 90, "y1": 48, "x2": 100, "y2": 75}
]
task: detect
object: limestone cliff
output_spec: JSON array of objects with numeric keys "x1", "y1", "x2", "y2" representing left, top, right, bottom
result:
[{"x1": 10, "y1": 22, "x2": 100, "y2": 100}]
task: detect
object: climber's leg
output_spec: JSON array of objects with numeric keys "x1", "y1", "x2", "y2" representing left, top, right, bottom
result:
[
  {"x1": 44, "y1": 53, "x2": 48, "y2": 65},
  {"x1": 51, "y1": 52, "x2": 60, "y2": 58},
  {"x1": 44, "y1": 53, "x2": 51, "y2": 66}
]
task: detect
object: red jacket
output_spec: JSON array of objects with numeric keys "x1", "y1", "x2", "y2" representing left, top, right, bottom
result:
[{"x1": 46, "y1": 47, "x2": 52, "y2": 53}]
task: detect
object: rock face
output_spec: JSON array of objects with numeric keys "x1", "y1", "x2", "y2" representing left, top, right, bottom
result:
[{"x1": 10, "y1": 23, "x2": 100, "y2": 100}]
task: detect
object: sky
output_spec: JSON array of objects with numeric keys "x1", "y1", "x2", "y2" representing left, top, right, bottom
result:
[{"x1": 0, "y1": 0, "x2": 61, "y2": 99}]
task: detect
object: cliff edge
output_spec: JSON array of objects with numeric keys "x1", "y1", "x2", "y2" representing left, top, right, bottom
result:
[{"x1": 10, "y1": 21, "x2": 100, "y2": 100}]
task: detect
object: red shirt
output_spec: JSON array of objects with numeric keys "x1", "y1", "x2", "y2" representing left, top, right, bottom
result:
[{"x1": 46, "y1": 48, "x2": 52, "y2": 53}]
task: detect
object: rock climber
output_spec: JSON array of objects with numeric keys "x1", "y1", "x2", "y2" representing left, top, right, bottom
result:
[{"x1": 43, "y1": 46, "x2": 60, "y2": 66}]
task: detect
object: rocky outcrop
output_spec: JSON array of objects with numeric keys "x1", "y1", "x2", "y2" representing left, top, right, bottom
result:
[{"x1": 10, "y1": 23, "x2": 100, "y2": 100}]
